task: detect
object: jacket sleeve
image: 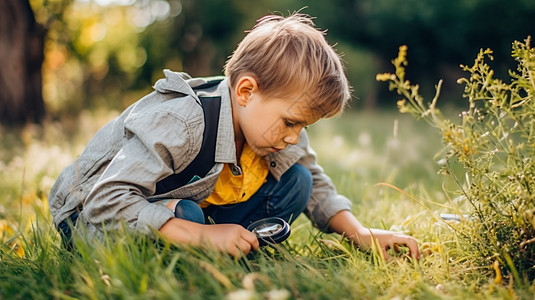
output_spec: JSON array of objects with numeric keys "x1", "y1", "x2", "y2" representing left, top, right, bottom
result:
[
  {"x1": 81, "y1": 108, "x2": 204, "y2": 235},
  {"x1": 297, "y1": 130, "x2": 353, "y2": 231}
]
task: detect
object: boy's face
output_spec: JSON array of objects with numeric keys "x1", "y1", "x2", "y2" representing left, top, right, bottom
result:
[{"x1": 237, "y1": 90, "x2": 320, "y2": 157}]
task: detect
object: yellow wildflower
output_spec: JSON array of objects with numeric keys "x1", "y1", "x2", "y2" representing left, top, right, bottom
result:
[
  {"x1": 376, "y1": 73, "x2": 395, "y2": 82},
  {"x1": 394, "y1": 45, "x2": 408, "y2": 68},
  {"x1": 10, "y1": 240, "x2": 25, "y2": 258}
]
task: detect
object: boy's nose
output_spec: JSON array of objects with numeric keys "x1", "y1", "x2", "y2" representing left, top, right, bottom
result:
[{"x1": 283, "y1": 132, "x2": 299, "y2": 145}]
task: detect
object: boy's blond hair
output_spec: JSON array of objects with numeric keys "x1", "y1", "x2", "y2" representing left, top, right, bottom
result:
[{"x1": 224, "y1": 12, "x2": 351, "y2": 118}]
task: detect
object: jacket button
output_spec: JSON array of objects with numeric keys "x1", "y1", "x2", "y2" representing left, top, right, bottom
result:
[
  {"x1": 230, "y1": 164, "x2": 242, "y2": 175},
  {"x1": 270, "y1": 161, "x2": 276, "y2": 168}
]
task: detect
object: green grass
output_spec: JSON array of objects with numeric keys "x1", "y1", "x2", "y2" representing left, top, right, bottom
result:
[{"x1": 0, "y1": 109, "x2": 531, "y2": 299}]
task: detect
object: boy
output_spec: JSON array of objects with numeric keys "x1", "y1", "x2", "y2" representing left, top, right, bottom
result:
[{"x1": 49, "y1": 12, "x2": 420, "y2": 259}]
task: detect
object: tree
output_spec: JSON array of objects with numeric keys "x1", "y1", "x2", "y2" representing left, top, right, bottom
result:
[{"x1": 0, "y1": 0, "x2": 46, "y2": 126}]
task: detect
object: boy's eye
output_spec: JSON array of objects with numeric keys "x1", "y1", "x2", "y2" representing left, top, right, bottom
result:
[{"x1": 284, "y1": 120, "x2": 296, "y2": 127}]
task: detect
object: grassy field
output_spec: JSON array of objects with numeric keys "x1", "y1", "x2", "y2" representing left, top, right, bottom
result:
[{"x1": 0, "y1": 109, "x2": 529, "y2": 299}]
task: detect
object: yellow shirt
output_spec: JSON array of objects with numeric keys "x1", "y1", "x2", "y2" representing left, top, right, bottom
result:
[{"x1": 200, "y1": 143, "x2": 269, "y2": 207}]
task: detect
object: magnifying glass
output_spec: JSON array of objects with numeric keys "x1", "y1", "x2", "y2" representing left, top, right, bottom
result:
[{"x1": 247, "y1": 217, "x2": 291, "y2": 246}]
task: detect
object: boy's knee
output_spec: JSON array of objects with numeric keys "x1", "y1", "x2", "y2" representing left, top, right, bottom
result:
[
  {"x1": 286, "y1": 163, "x2": 313, "y2": 192},
  {"x1": 283, "y1": 164, "x2": 312, "y2": 211},
  {"x1": 174, "y1": 199, "x2": 205, "y2": 224}
]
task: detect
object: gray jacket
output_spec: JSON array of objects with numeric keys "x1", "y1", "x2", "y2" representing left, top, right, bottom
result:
[{"x1": 48, "y1": 70, "x2": 352, "y2": 237}]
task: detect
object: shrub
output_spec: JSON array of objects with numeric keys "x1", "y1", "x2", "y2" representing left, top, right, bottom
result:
[{"x1": 378, "y1": 37, "x2": 535, "y2": 284}]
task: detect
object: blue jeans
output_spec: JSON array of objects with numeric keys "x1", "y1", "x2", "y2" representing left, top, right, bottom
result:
[
  {"x1": 58, "y1": 210, "x2": 79, "y2": 250},
  {"x1": 176, "y1": 164, "x2": 313, "y2": 227}
]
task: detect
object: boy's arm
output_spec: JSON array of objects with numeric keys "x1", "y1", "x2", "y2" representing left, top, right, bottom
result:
[{"x1": 328, "y1": 210, "x2": 420, "y2": 260}]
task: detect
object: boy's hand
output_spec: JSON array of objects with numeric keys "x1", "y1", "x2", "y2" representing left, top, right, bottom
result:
[
  {"x1": 198, "y1": 223, "x2": 260, "y2": 256},
  {"x1": 160, "y1": 218, "x2": 259, "y2": 256},
  {"x1": 353, "y1": 228, "x2": 420, "y2": 260},
  {"x1": 329, "y1": 210, "x2": 420, "y2": 260}
]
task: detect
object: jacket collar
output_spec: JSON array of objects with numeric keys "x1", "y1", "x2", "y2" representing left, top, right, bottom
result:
[
  {"x1": 153, "y1": 70, "x2": 197, "y2": 102},
  {"x1": 214, "y1": 80, "x2": 237, "y2": 164}
]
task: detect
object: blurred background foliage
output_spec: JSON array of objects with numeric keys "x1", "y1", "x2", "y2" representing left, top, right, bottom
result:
[{"x1": 22, "y1": 0, "x2": 535, "y2": 122}]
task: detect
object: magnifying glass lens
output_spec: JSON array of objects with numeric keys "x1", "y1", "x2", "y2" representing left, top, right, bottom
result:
[
  {"x1": 247, "y1": 217, "x2": 290, "y2": 246},
  {"x1": 253, "y1": 223, "x2": 283, "y2": 237}
]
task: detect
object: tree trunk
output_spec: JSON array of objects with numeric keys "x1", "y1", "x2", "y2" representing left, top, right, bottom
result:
[{"x1": 0, "y1": 0, "x2": 46, "y2": 126}]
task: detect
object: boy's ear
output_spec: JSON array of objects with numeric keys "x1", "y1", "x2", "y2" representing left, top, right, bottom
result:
[{"x1": 235, "y1": 75, "x2": 259, "y2": 106}]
